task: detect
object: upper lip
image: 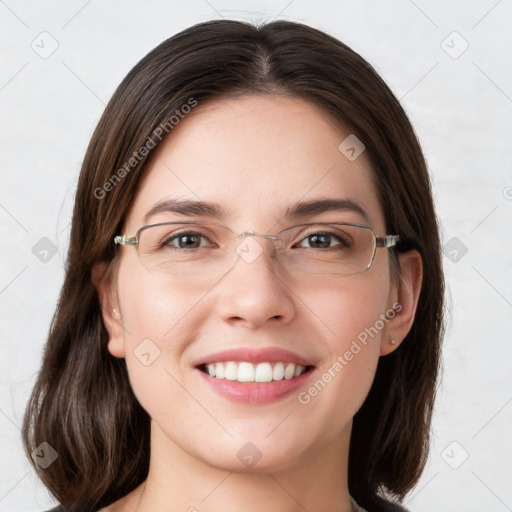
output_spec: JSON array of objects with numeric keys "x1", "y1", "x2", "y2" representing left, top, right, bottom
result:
[{"x1": 193, "y1": 347, "x2": 315, "y2": 367}]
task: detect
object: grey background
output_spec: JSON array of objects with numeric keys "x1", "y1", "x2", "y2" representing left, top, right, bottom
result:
[{"x1": 1, "y1": 0, "x2": 511, "y2": 510}]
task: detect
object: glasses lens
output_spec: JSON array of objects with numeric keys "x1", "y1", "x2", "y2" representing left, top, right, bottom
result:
[
  {"x1": 280, "y1": 223, "x2": 376, "y2": 276},
  {"x1": 135, "y1": 222, "x2": 377, "y2": 279},
  {"x1": 137, "y1": 222, "x2": 233, "y2": 278}
]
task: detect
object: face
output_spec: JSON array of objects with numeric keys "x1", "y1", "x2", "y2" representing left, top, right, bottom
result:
[{"x1": 101, "y1": 95, "x2": 415, "y2": 474}]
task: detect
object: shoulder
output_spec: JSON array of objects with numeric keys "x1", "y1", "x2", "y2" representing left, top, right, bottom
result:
[
  {"x1": 358, "y1": 494, "x2": 411, "y2": 512},
  {"x1": 42, "y1": 488, "x2": 135, "y2": 512},
  {"x1": 44, "y1": 506, "x2": 99, "y2": 512}
]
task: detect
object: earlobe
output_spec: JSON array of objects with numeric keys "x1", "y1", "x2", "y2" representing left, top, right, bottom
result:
[
  {"x1": 381, "y1": 250, "x2": 423, "y2": 356},
  {"x1": 91, "y1": 262, "x2": 126, "y2": 358}
]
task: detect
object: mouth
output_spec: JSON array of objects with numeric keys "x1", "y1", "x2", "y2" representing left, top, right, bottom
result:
[
  {"x1": 196, "y1": 361, "x2": 315, "y2": 383},
  {"x1": 192, "y1": 346, "x2": 316, "y2": 403}
]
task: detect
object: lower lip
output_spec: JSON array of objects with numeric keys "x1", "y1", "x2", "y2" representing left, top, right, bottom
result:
[{"x1": 195, "y1": 367, "x2": 315, "y2": 404}]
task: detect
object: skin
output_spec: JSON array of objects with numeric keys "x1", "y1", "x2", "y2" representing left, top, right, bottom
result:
[{"x1": 94, "y1": 95, "x2": 422, "y2": 512}]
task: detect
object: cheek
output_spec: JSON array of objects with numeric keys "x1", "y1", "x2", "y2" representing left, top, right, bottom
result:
[
  {"x1": 300, "y1": 269, "x2": 391, "y2": 350},
  {"x1": 116, "y1": 256, "x2": 207, "y2": 343},
  {"x1": 294, "y1": 272, "x2": 391, "y2": 419},
  {"x1": 114, "y1": 260, "x2": 206, "y2": 405}
]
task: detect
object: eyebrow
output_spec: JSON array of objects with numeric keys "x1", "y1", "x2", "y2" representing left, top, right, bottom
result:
[
  {"x1": 283, "y1": 198, "x2": 370, "y2": 223},
  {"x1": 144, "y1": 199, "x2": 227, "y2": 224},
  {"x1": 143, "y1": 197, "x2": 370, "y2": 224}
]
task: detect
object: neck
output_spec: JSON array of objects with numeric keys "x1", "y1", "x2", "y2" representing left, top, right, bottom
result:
[{"x1": 131, "y1": 420, "x2": 355, "y2": 512}]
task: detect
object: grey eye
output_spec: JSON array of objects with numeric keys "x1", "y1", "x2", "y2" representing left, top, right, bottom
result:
[
  {"x1": 296, "y1": 231, "x2": 350, "y2": 249},
  {"x1": 163, "y1": 232, "x2": 211, "y2": 249}
]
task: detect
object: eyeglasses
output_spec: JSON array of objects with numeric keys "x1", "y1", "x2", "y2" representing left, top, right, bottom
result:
[{"x1": 114, "y1": 221, "x2": 399, "y2": 279}]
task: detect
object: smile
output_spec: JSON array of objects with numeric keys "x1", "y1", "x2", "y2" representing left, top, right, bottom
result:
[
  {"x1": 198, "y1": 361, "x2": 311, "y2": 383},
  {"x1": 193, "y1": 346, "x2": 316, "y2": 403}
]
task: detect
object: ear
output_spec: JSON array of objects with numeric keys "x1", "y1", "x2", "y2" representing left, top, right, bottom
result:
[
  {"x1": 91, "y1": 262, "x2": 126, "y2": 358},
  {"x1": 381, "y1": 250, "x2": 423, "y2": 356}
]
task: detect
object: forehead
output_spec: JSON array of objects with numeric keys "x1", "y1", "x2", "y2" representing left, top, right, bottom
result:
[{"x1": 125, "y1": 94, "x2": 384, "y2": 232}]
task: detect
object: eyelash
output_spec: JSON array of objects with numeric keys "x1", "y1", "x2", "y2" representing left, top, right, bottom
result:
[
  {"x1": 294, "y1": 230, "x2": 351, "y2": 249},
  {"x1": 160, "y1": 229, "x2": 351, "y2": 250},
  {"x1": 160, "y1": 231, "x2": 216, "y2": 249}
]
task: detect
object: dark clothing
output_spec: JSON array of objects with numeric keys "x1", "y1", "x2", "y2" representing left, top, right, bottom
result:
[
  {"x1": 45, "y1": 496, "x2": 410, "y2": 512},
  {"x1": 45, "y1": 507, "x2": 93, "y2": 512}
]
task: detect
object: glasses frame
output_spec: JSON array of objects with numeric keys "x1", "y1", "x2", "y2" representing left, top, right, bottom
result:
[{"x1": 113, "y1": 221, "x2": 400, "y2": 277}]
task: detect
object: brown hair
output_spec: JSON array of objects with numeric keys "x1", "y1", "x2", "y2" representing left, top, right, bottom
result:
[{"x1": 22, "y1": 19, "x2": 444, "y2": 511}]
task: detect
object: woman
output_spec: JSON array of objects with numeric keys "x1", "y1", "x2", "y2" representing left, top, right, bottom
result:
[{"x1": 22, "y1": 19, "x2": 444, "y2": 512}]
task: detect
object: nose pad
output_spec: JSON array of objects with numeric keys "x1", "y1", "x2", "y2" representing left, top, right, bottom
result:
[{"x1": 234, "y1": 232, "x2": 281, "y2": 265}]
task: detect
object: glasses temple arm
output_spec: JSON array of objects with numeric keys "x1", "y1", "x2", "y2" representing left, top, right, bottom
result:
[
  {"x1": 376, "y1": 235, "x2": 400, "y2": 248},
  {"x1": 114, "y1": 235, "x2": 138, "y2": 246}
]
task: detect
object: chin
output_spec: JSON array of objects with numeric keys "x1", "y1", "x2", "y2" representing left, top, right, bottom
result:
[{"x1": 195, "y1": 435, "x2": 308, "y2": 474}]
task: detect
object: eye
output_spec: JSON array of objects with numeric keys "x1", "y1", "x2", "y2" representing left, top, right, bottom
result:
[
  {"x1": 295, "y1": 231, "x2": 351, "y2": 250},
  {"x1": 161, "y1": 231, "x2": 213, "y2": 249}
]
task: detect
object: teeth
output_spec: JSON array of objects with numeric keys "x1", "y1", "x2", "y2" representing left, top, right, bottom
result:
[
  {"x1": 293, "y1": 364, "x2": 304, "y2": 377},
  {"x1": 238, "y1": 362, "x2": 256, "y2": 382},
  {"x1": 284, "y1": 363, "x2": 295, "y2": 379},
  {"x1": 203, "y1": 361, "x2": 307, "y2": 383},
  {"x1": 255, "y1": 362, "x2": 273, "y2": 382},
  {"x1": 272, "y1": 362, "x2": 284, "y2": 380},
  {"x1": 225, "y1": 361, "x2": 238, "y2": 380}
]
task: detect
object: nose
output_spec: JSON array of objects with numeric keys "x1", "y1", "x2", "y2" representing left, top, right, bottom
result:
[{"x1": 214, "y1": 235, "x2": 296, "y2": 329}]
